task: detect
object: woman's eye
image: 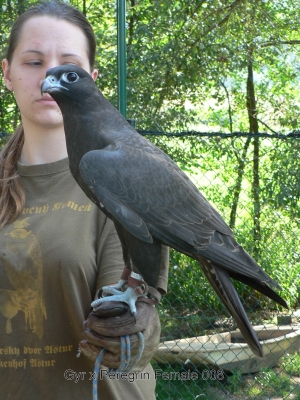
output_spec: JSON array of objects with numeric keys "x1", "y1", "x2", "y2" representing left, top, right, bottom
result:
[{"x1": 25, "y1": 61, "x2": 42, "y2": 66}]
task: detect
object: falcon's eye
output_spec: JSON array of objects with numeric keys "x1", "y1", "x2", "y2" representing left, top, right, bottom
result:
[{"x1": 62, "y1": 72, "x2": 79, "y2": 84}]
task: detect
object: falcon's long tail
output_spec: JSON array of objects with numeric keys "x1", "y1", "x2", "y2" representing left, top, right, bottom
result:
[{"x1": 199, "y1": 260, "x2": 266, "y2": 357}]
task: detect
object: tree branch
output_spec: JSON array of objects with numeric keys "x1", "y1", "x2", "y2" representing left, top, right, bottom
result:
[
  {"x1": 229, "y1": 136, "x2": 251, "y2": 229},
  {"x1": 256, "y1": 117, "x2": 278, "y2": 135},
  {"x1": 153, "y1": 0, "x2": 245, "y2": 119},
  {"x1": 260, "y1": 39, "x2": 300, "y2": 48},
  {"x1": 220, "y1": 81, "x2": 233, "y2": 134},
  {"x1": 184, "y1": 0, "x2": 245, "y2": 60}
]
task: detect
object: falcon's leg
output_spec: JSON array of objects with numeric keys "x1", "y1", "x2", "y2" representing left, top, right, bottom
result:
[
  {"x1": 92, "y1": 222, "x2": 163, "y2": 318},
  {"x1": 97, "y1": 267, "x2": 131, "y2": 297}
]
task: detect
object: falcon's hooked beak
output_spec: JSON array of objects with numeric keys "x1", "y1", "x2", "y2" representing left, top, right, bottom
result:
[{"x1": 41, "y1": 75, "x2": 69, "y2": 95}]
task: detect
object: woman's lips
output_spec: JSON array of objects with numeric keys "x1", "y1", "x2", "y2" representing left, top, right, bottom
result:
[{"x1": 38, "y1": 95, "x2": 57, "y2": 105}]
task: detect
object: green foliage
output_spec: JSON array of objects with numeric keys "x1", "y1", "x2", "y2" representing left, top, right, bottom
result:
[
  {"x1": 281, "y1": 352, "x2": 300, "y2": 377},
  {"x1": 153, "y1": 361, "x2": 300, "y2": 399},
  {"x1": 226, "y1": 369, "x2": 244, "y2": 393},
  {"x1": 224, "y1": 365, "x2": 300, "y2": 399},
  {"x1": 250, "y1": 367, "x2": 292, "y2": 398},
  {"x1": 2, "y1": 0, "x2": 300, "y2": 132},
  {"x1": 152, "y1": 362, "x2": 227, "y2": 400},
  {"x1": 1, "y1": 0, "x2": 299, "y2": 330},
  {"x1": 151, "y1": 134, "x2": 299, "y2": 315},
  {"x1": 1, "y1": 1, "x2": 300, "y2": 398}
]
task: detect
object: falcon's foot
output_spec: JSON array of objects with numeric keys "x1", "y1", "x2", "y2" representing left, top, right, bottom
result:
[
  {"x1": 92, "y1": 287, "x2": 140, "y2": 319},
  {"x1": 100, "y1": 278, "x2": 127, "y2": 296},
  {"x1": 91, "y1": 271, "x2": 147, "y2": 320}
]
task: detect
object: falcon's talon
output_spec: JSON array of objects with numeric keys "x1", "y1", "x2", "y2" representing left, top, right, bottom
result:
[{"x1": 91, "y1": 286, "x2": 140, "y2": 317}]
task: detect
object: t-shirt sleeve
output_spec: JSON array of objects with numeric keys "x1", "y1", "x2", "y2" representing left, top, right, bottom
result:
[
  {"x1": 95, "y1": 216, "x2": 169, "y2": 294},
  {"x1": 95, "y1": 217, "x2": 126, "y2": 289}
]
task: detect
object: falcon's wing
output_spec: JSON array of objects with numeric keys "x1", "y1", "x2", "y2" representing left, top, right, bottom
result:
[{"x1": 79, "y1": 141, "x2": 280, "y2": 290}]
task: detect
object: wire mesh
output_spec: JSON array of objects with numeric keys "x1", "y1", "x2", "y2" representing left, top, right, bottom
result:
[
  {"x1": 1, "y1": 0, "x2": 300, "y2": 398},
  {"x1": 139, "y1": 131, "x2": 300, "y2": 400}
]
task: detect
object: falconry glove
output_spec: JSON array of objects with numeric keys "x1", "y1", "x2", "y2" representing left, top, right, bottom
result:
[{"x1": 79, "y1": 290, "x2": 161, "y2": 372}]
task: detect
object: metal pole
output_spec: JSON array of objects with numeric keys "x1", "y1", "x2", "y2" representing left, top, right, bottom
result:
[{"x1": 117, "y1": 0, "x2": 126, "y2": 118}]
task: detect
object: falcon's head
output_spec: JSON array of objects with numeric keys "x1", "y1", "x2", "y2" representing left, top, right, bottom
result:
[{"x1": 41, "y1": 65, "x2": 95, "y2": 104}]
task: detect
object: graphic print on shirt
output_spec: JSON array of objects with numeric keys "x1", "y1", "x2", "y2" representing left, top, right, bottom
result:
[{"x1": 0, "y1": 218, "x2": 47, "y2": 338}]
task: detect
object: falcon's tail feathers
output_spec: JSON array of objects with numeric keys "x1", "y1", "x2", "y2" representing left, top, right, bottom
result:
[
  {"x1": 200, "y1": 260, "x2": 264, "y2": 358},
  {"x1": 228, "y1": 271, "x2": 288, "y2": 309}
]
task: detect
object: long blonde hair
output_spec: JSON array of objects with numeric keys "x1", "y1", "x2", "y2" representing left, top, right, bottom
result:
[{"x1": 0, "y1": 1, "x2": 96, "y2": 228}]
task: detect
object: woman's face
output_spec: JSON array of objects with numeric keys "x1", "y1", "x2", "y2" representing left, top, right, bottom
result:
[{"x1": 2, "y1": 16, "x2": 97, "y2": 131}]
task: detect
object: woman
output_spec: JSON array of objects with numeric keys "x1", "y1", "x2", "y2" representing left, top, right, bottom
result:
[{"x1": 0, "y1": 2, "x2": 168, "y2": 399}]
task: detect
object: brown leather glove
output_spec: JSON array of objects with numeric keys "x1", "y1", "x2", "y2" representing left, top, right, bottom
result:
[{"x1": 79, "y1": 299, "x2": 161, "y2": 372}]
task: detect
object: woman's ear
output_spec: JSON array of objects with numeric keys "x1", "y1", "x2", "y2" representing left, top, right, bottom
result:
[
  {"x1": 2, "y1": 59, "x2": 14, "y2": 91},
  {"x1": 91, "y1": 68, "x2": 98, "y2": 82}
]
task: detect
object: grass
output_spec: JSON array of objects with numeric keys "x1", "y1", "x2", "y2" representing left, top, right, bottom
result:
[
  {"x1": 152, "y1": 363, "x2": 226, "y2": 400},
  {"x1": 281, "y1": 352, "x2": 300, "y2": 377},
  {"x1": 154, "y1": 310, "x2": 300, "y2": 399},
  {"x1": 153, "y1": 353, "x2": 300, "y2": 400}
]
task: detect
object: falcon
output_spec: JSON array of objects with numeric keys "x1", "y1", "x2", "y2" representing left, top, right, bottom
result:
[{"x1": 41, "y1": 65, "x2": 287, "y2": 357}]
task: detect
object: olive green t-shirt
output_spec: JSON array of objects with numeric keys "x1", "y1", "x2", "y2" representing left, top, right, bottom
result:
[{"x1": 0, "y1": 158, "x2": 168, "y2": 399}]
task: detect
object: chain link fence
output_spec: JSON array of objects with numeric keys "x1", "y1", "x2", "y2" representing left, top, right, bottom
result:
[
  {"x1": 1, "y1": 1, "x2": 300, "y2": 399},
  {"x1": 1, "y1": 128, "x2": 299, "y2": 398},
  {"x1": 139, "y1": 131, "x2": 300, "y2": 400}
]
